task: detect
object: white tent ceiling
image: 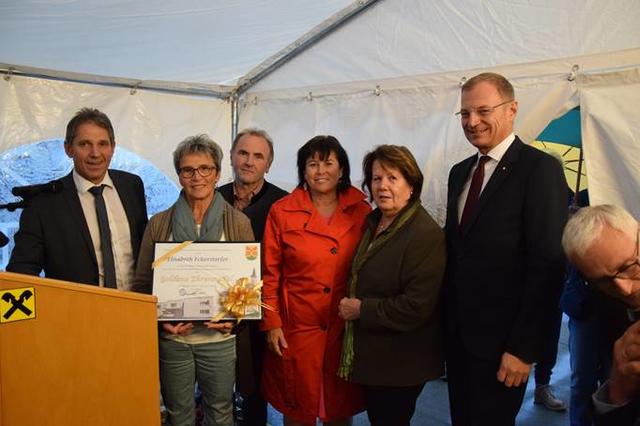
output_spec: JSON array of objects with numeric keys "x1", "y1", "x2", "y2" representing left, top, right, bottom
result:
[
  {"x1": 254, "y1": 0, "x2": 640, "y2": 91},
  {"x1": 0, "y1": 0, "x2": 353, "y2": 87}
]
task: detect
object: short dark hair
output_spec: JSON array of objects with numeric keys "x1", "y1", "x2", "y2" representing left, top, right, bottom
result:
[
  {"x1": 296, "y1": 135, "x2": 351, "y2": 193},
  {"x1": 64, "y1": 108, "x2": 115, "y2": 146},
  {"x1": 173, "y1": 134, "x2": 223, "y2": 173},
  {"x1": 231, "y1": 128, "x2": 275, "y2": 164},
  {"x1": 462, "y1": 72, "x2": 515, "y2": 100},
  {"x1": 362, "y1": 145, "x2": 423, "y2": 203}
]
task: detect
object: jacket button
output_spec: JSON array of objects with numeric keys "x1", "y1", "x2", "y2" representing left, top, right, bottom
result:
[
  {"x1": 330, "y1": 247, "x2": 338, "y2": 254},
  {"x1": 323, "y1": 287, "x2": 330, "y2": 294}
]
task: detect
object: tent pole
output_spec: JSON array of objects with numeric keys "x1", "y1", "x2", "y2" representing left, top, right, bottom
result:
[
  {"x1": 231, "y1": 94, "x2": 239, "y2": 143},
  {"x1": 235, "y1": 0, "x2": 381, "y2": 96},
  {"x1": 573, "y1": 148, "x2": 584, "y2": 208}
]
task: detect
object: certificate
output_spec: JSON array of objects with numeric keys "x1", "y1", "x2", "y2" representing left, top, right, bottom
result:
[{"x1": 152, "y1": 241, "x2": 262, "y2": 321}]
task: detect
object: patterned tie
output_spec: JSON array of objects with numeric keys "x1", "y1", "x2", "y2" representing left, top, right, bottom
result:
[
  {"x1": 89, "y1": 185, "x2": 117, "y2": 289},
  {"x1": 460, "y1": 155, "x2": 490, "y2": 229}
]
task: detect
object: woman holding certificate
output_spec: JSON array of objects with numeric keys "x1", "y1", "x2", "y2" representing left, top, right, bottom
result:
[
  {"x1": 337, "y1": 145, "x2": 446, "y2": 426},
  {"x1": 132, "y1": 134, "x2": 254, "y2": 426},
  {"x1": 261, "y1": 135, "x2": 370, "y2": 426}
]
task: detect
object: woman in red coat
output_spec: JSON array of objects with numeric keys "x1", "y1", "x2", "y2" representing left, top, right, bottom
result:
[{"x1": 261, "y1": 135, "x2": 371, "y2": 425}]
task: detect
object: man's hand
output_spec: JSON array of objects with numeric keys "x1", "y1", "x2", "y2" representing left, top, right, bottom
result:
[
  {"x1": 497, "y1": 352, "x2": 532, "y2": 387},
  {"x1": 609, "y1": 321, "x2": 640, "y2": 404},
  {"x1": 338, "y1": 297, "x2": 362, "y2": 321},
  {"x1": 266, "y1": 328, "x2": 288, "y2": 357}
]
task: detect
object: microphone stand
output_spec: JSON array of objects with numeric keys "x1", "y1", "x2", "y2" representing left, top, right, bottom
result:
[
  {"x1": 0, "y1": 198, "x2": 28, "y2": 248},
  {"x1": 0, "y1": 200, "x2": 28, "y2": 211}
]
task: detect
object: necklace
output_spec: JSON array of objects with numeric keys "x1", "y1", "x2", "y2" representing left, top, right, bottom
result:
[{"x1": 376, "y1": 219, "x2": 392, "y2": 234}]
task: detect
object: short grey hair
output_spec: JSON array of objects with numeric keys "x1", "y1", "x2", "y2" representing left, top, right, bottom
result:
[
  {"x1": 562, "y1": 204, "x2": 637, "y2": 259},
  {"x1": 232, "y1": 127, "x2": 275, "y2": 164},
  {"x1": 462, "y1": 72, "x2": 515, "y2": 101},
  {"x1": 173, "y1": 134, "x2": 223, "y2": 173}
]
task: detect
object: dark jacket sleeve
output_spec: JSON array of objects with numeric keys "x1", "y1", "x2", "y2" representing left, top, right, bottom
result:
[
  {"x1": 6, "y1": 201, "x2": 45, "y2": 276},
  {"x1": 593, "y1": 382, "x2": 640, "y2": 426},
  {"x1": 505, "y1": 153, "x2": 568, "y2": 361}
]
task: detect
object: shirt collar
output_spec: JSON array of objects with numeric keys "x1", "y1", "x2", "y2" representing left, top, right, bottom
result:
[
  {"x1": 72, "y1": 169, "x2": 113, "y2": 193},
  {"x1": 478, "y1": 133, "x2": 515, "y2": 163},
  {"x1": 233, "y1": 179, "x2": 264, "y2": 201}
]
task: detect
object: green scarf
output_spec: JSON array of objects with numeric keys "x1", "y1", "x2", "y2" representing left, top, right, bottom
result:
[
  {"x1": 171, "y1": 190, "x2": 224, "y2": 242},
  {"x1": 338, "y1": 200, "x2": 420, "y2": 380}
]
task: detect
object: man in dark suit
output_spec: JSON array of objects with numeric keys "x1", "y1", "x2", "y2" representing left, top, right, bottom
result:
[
  {"x1": 562, "y1": 204, "x2": 640, "y2": 425},
  {"x1": 443, "y1": 72, "x2": 568, "y2": 425},
  {"x1": 7, "y1": 108, "x2": 147, "y2": 291},
  {"x1": 218, "y1": 127, "x2": 287, "y2": 426}
]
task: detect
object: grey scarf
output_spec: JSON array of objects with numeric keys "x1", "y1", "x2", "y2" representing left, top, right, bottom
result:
[{"x1": 171, "y1": 191, "x2": 224, "y2": 242}]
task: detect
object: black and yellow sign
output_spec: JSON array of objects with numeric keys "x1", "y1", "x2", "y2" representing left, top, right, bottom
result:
[{"x1": 0, "y1": 287, "x2": 36, "y2": 323}]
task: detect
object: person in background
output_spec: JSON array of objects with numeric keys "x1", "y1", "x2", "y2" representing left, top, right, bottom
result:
[
  {"x1": 132, "y1": 134, "x2": 254, "y2": 426},
  {"x1": 338, "y1": 145, "x2": 446, "y2": 426},
  {"x1": 260, "y1": 135, "x2": 370, "y2": 425},
  {"x1": 532, "y1": 150, "x2": 570, "y2": 413},
  {"x1": 562, "y1": 204, "x2": 640, "y2": 426},
  {"x1": 218, "y1": 127, "x2": 288, "y2": 425},
  {"x1": 8, "y1": 107, "x2": 147, "y2": 290},
  {"x1": 532, "y1": 303, "x2": 567, "y2": 411},
  {"x1": 443, "y1": 72, "x2": 568, "y2": 425}
]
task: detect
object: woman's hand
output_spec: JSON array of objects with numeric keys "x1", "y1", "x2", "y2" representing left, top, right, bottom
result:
[
  {"x1": 203, "y1": 321, "x2": 235, "y2": 334},
  {"x1": 162, "y1": 322, "x2": 194, "y2": 336},
  {"x1": 338, "y1": 297, "x2": 362, "y2": 320},
  {"x1": 266, "y1": 328, "x2": 288, "y2": 356}
]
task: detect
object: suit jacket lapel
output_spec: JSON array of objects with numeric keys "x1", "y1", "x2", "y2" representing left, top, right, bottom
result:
[
  {"x1": 460, "y1": 138, "x2": 523, "y2": 235},
  {"x1": 448, "y1": 155, "x2": 477, "y2": 226},
  {"x1": 62, "y1": 172, "x2": 98, "y2": 266}
]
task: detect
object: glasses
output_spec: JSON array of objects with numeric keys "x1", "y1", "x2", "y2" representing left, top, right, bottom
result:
[
  {"x1": 178, "y1": 165, "x2": 217, "y2": 178},
  {"x1": 592, "y1": 227, "x2": 640, "y2": 288},
  {"x1": 455, "y1": 99, "x2": 514, "y2": 119}
]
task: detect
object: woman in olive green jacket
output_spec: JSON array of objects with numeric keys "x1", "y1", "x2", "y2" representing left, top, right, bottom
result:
[{"x1": 339, "y1": 145, "x2": 446, "y2": 426}]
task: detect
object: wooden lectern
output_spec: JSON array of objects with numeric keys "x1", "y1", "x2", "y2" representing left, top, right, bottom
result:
[{"x1": 0, "y1": 272, "x2": 160, "y2": 426}]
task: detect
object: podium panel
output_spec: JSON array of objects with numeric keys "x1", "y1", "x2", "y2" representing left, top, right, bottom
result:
[{"x1": 0, "y1": 272, "x2": 160, "y2": 426}]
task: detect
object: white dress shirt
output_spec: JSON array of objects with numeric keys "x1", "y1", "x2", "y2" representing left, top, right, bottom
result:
[
  {"x1": 73, "y1": 170, "x2": 135, "y2": 290},
  {"x1": 457, "y1": 133, "x2": 516, "y2": 224}
]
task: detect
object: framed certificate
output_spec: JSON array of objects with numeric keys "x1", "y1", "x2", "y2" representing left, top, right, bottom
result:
[{"x1": 152, "y1": 241, "x2": 262, "y2": 321}]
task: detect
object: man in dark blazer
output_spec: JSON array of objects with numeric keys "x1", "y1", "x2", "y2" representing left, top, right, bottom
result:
[
  {"x1": 7, "y1": 108, "x2": 147, "y2": 291},
  {"x1": 562, "y1": 204, "x2": 640, "y2": 426},
  {"x1": 443, "y1": 72, "x2": 567, "y2": 425},
  {"x1": 218, "y1": 127, "x2": 287, "y2": 426}
]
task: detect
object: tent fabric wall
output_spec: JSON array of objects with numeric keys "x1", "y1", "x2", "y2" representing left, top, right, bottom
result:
[
  {"x1": 580, "y1": 68, "x2": 640, "y2": 217},
  {"x1": 0, "y1": 75, "x2": 231, "y2": 183},
  {"x1": 239, "y1": 49, "x2": 639, "y2": 223}
]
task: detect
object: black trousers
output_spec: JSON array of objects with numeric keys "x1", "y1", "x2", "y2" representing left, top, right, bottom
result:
[
  {"x1": 446, "y1": 333, "x2": 527, "y2": 426},
  {"x1": 534, "y1": 306, "x2": 563, "y2": 386},
  {"x1": 362, "y1": 383, "x2": 425, "y2": 426},
  {"x1": 237, "y1": 392, "x2": 267, "y2": 426},
  {"x1": 235, "y1": 322, "x2": 268, "y2": 426}
]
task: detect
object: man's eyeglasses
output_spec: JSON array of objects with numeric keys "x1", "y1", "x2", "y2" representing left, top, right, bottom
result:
[
  {"x1": 455, "y1": 99, "x2": 514, "y2": 119},
  {"x1": 178, "y1": 165, "x2": 217, "y2": 178},
  {"x1": 592, "y1": 227, "x2": 640, "y2": 288}
]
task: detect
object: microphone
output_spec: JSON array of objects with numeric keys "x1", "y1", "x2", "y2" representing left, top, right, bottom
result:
[{"x1": 12, "y1": 180, "x2": 64, "y2": 198}]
